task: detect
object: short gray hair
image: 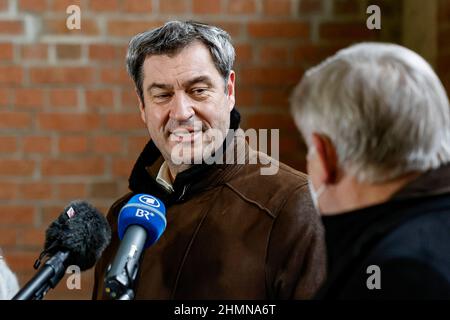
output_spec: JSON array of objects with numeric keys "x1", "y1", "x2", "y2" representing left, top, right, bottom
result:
[
  {"x1": 291, "y1": 42, "x2": 450, "y2": 183},
  {"x1": 126, "y1": 20, "x2": 235, "y2": 101}
]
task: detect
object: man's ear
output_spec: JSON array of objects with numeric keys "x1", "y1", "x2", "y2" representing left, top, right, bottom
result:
[
  {"x1": 136, "y1": 88, "x2": 146, "y2": 124},
  {"x1": 310, "y1": 133, "x2": 338, "y2": 184},
  {"x1": 226, "y1": 70, "x2": 236, "y2": 111}
]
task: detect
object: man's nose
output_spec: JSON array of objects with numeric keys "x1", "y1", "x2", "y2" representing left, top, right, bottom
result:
[{"x1": 169, "y1": 92, "x2": 194, "y2": 121}]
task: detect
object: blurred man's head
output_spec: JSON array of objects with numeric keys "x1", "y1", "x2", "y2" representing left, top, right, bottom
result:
[
  {"x1": 126, "y1": 21, "x2": 236, "y2": 175},
  {"x1": 291, "y1": 43, "x2": 450, "y2": 214}
]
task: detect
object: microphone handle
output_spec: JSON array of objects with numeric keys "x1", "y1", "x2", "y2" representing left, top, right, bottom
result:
[
  {"x1": 104, "y1": 225, "x2": 147, "y2": 299},
  {"x1": 12, "y1": 251, "x2": 69, "y2": 300}
]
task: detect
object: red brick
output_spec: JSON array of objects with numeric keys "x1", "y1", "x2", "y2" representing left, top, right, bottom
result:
[
  {"x1": 106, "y1": 114, "x2": 145, "y2": 130},
  {"x1": 227, "y1": 0, "x2": 256, "y2": 14},
  {"x1": 49, "y1": 88, "x2": 78, "y2": 107},
  {"x1": 319, "y1": 22, "x2": 376, "y2": 41},
  {"x1": 0, "y1": 88, "x2": 9, "y2": 105},
  {"x1": 89, "y1": 44, "x2": 118, "y2": 61},
  {"x1": 50, "y1": 0, "x2": 82, "y2": 11},
  {"x1": 193, "y1": 0, "x2": 221, "y2": 14},
  {"x1": 107, "y1": 20, "x2": 162, "y2": 37},
  {"x1": 57, "y1": 183, "x2": 87, "y2": 199},
  {"x1": 235, "y1": 87, "x2": 257, "y2": 106},
  {"x1": 44, "y1": 18, "x2": 99, "y2": 35},
  {"x1": 0, "y1": 160, "x2": 34, "y2": 176},
  {"x1": 0, "y1": 111, "x2": 31, "y2": 129},
  {"x1": 19, "y1": 183, "x2": 53, "y2": 200},
  {"x1": 5, "y1": 251, "x2": 39, "y2": 273},
  {"x1": 263, "y1": 0, "x2": 291, "y2": 15},
  {"x1": 56, "y1": 44, "x2": 81, "y2": 60},
  {"x1": 260, "y1": 87, "x2": 292, "y2": 107},
  {"x1": 89, "y1": 0, "x2": 119, "y2": 11},
  {"x1": 0, "y1": 19, "x2": 23, "y2": 35},
  {"x1": 58, "y1": 136, "x2": 88, "y2": 153},
  {"x1": 259, "y1": 45, "x2": 290, "y2": 63},
  {"x1": 299, "y1": 0, "x2": 323, "y2": 14},
  {"x1": 333, "y1": 0, "x2": 361, "y2": 15},
  {"x1": 212, "y1": 22, "x2": 242, "y2": 38},
  {"x1": 439, "y1": 27, "x2": 450, "y2": 52},
  {"x1": 0, "y1": 136, "x2": 17, "y2": 153},
  {"x1": 90, "y1": 181, "x2": 118, "y2": 198},
  {"x1": 38, "y1": 113, "x2": 100, "y2": 132},
  {"x1": 0, "y1": 43, "x2": 13, "y2": 60},
  {"x1": 123, "y1": 0, "x2": 152, "y2": 12},
  {"x1": 93, "y1": 136, "x2": 122, "y2": 153},
  {"x1": 30, "y1": 67, "x2": 94, "y2": 84},
  {"x1": 121, "y1": 89, "x2": 139, "y2": 109},
  {"x1": 293, "y1": 44, "x2": 341, "y2": 66},
  {"x1": 21, "y1": 43, "x2": 48, "y2": 60},
  {"x1": 14, "y1": 88, "x2": 44, "y2": 109},
  {"x1": 19, "y1": 0, "x2": 46, "y2": 11},
  {"x1": 160, "y1": 0, "x2": 188, "y2": 13},
  {"x1": 127, "y1": 135, "x2": 149, "y2": 154},
  {"x1": 0, "y1": 228, "x2": 17, "y2": 246},
  {"x1": 18, "y1": 227, "x2": 46, "y2": 247},
  {"x1": 0, "y1": 66, "x2": 23, "y2": 85},
  {"x1": 248, "y1": 22, "x2": 310, "y2": 38},
  {"x1": 0, "y1": 182, "x2": 18, "y2": 199},
  {"x1": 101, "y1": 68, "x2": 132, "y2": 85},
  {"x1": 85, "y1": 89, "x2": 114, "y2": 108},
  {"x1": 112, "y1": 158, "x2": 135, "y2": 177},
  {"x1": 0, "y1": 0, "x2": 8, "y2": 11},
  {"x1": 0, "y1": 206, "x2": 35, "y2": 224},
  {"x1": 240, "y1": 66, "x2": 303, "y2": 86},
  {"x1": 235, "y1": 43, "x2": 253, "y2": 64},
  {"x1": 42, "y1": 158, "x2": 105, "y2": 176},
  {"x1": 244, "y1": 114, "x2": 298, "y2": 132},
  {"x1": 23, "y1": 136, "x2": 52, "y2": 153}
]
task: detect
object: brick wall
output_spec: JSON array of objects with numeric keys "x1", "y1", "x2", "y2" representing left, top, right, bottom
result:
[
  {"x1": 0, "y1": 0, "x2": 445, "y2": 300},
  {"x1": 438, "y1": 0, "x2": 450, "y2": 91}
]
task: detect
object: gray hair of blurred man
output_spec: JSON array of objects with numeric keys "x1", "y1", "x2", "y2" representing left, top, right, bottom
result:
[
  {"x1": 290, "y1": 42, "x2": 450, "y2": 183},
  {"x1": 0, "y1": 249, "x2": 19, "y2": 300},
  {"x1": 126, "y1": 20, "x2": 235, "y2": 103}
]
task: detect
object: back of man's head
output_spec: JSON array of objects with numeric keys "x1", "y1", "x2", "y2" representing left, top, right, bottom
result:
[{"x1": 291, "y1": 42, "x2": 450, "y2": 183}]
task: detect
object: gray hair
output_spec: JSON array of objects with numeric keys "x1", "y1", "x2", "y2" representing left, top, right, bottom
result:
[
  {"x1": 291, "y1": 42, "x2": 450, "y2": 183},
  {"x1": 126, "y1": 20, "x2": 235, "y2": 101}
]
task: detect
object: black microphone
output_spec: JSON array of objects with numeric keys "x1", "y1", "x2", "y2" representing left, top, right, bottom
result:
[
  {"x1": 104, "y1": 194, "x2": 167, "y2": 300},
  {"x1": 12, "y1": 201, "x2": 111, "y2": 300}
]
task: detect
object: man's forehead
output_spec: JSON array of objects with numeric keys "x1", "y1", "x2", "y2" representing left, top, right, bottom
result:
[{"x1": 141, "y1": 43, "x2": 221, "y2": 86}]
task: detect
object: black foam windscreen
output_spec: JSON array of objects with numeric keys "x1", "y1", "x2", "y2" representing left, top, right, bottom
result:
[{"x1": 44, "y1": 201, "x2": 111, "y2": 271}]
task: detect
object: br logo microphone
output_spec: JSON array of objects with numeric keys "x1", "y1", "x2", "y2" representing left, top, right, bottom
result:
[{"x1": 104, "y1": 193, "x2": 167, "y2": 300}]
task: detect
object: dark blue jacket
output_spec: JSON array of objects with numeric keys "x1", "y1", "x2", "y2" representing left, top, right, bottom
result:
[{"x1": 316, "y1": 165, "x2": 450, "y2": 299}]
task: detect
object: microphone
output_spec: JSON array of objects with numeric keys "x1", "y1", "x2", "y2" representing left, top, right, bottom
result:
[
  {"x1": 104, "y1": 194, "x2": 167, "y2": 300},
  {"x1": 13, "y1": 201, "x2": 111, "y2": 300}
]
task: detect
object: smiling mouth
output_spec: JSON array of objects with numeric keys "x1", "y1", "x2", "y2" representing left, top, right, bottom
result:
[{"x1": 169, "y1": 128, "x2": 203, "y2": 142}]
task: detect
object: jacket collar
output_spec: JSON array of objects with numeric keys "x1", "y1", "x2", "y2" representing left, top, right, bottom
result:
[
  {"x1": 128, "y1": 108, "x2": 243, "y2": 205},
  {"x1": 392, "y1": 163, "x2": 450, "y2": 200}
]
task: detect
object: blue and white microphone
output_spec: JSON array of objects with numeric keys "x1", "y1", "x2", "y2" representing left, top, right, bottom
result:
[{"x1": 104, "y1": 194, "x2": 167, "y2": 300}]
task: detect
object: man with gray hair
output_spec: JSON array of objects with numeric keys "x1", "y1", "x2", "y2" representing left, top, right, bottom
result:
[
  {"x1": 93, "y1": 21, "x2": 325, "y2": 299},
  {"x1": 291, "y1": 42, "x2": 450, "y2": 299}
]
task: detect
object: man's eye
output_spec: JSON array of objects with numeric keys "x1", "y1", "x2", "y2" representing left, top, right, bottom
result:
[
  {"x1": 192, "y1": 88, "x2": 208, "y2": 96},
  {"x1": 154, "y1": 93, "x2": 171, "y2": 100}
]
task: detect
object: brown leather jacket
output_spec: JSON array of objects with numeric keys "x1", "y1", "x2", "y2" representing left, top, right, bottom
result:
[{"x1": 92, "y1": 121, "x2": 326, "y2": 299}]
